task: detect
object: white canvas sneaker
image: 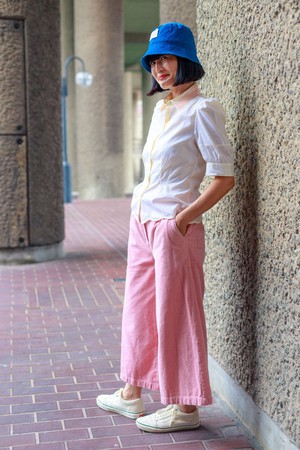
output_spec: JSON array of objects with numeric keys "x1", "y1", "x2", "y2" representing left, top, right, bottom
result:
[
  {"x1": 96, "y1": 389, "x2": 145, "y2": 419},
  {"x1": 136, "y1": 404, "x2": 200, "y2": 432}
]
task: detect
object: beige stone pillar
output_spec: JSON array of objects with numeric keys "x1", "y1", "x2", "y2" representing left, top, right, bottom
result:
[
  {"x1": 142, "y1": 71, "x2": 160, "y2": 146},
  {"x1": 160, "y1": 0, "x2": 197, "y2": 36},
  {"x1": 132, "y1": 74, "x2": 143, "y2": 185},
  {"x1": 0, "y1": 0, "x2": 64, "y2": 263},
  {"x1": 123, "y1": 72, "x2": 134, "y2": 194},
  {"x1": 123, "y1": 71, "x2": 144, "y2": 194},
  {"x1": 74, "y1": 0, "x2": 124, "y2": 199},
  {"x1": 60, "y1": 0, "x2": 78, "y2": 193}
]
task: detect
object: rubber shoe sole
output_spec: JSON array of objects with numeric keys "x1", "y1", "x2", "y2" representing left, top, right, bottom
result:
[
  {"x1": 96, "y1": 395, "x2": 144, "y2": 420},
  {"x1": 136, "y1": 418, "x2": 200, "y2": 433},
  {"x1": 135, "y1": 405, "x2": 200, "y2": 433}
]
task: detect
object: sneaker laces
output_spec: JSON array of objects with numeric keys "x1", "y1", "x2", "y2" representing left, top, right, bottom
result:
[{"x1": 156, "y1": 405, "x2": 178, "y2": 418}]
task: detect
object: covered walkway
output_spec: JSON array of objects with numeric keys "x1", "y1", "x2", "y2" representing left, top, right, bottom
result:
[{"x1": 0, "y1": 199, "x2": 258, "y2": 449}]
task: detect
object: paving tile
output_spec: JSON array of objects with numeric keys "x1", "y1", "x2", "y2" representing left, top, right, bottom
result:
[
  {"x1": 13, "y1": 368, "x2": 53, "y2": 381},
  {"x1": 85, "y1": 406, "x2": 113, "y2": 418},
  {"x1": 97, "y1": 379, "x2": 124, "y2": 390},
  {"x1": 66, "y1": 437, "x2": 119, "y2": 450},
  {"x1": 59, "y1": 398, "x2": 97, "y2": 410},
  {"x1": 151, "y1": 443, "x2": 206, "y2": 450},
  {"x1": 12, "y1": 443, "x2": 65, "y2": 450},
  {"x1": 12, "y1": 385, "x2": 55, "y2": 396},
  {"x1": 0, "y1": 414, "x2": 34, "y2": 426},
  {"x1": 37, "y1": 409, "x2": 84, "y2": 422},
  {"x1": 75, "y1": 373, "x2": 113, "y2": 383},
  {"x1": 171, "y1": 424, "x2": 222, "y2": 442},
  {"x1": 0, "y1": 406, "x2": 10, "y2": 415},
  {"x1": 56, "y1": 382, "x2": 99, "y2": 392},
  {"x1": 39, "y1": 428, "x2": 89, "y2": 443},
  {"x1": 202, "y1": 437, "x2": 255, "y2": 449},
  {"x1": 120, "y1": 432, "x2": 173, "y2": 446},
  {"x1": 78, "y1": 389, "x2": 101, "y2": 399},
  {"x1": 221, "y1": 425, "x2": 246, "y2": 437},
  {"x1": 64, "y1": 416, "x2": 112, "y2": 429},
  {"x1": 117, "y1": 448, "x2": 148, "y2": 450},
  {"x1": 35, "y1": 392, "x2": 79, "y2": 402},
  {"x1": 117, "y1": 448, "x2": 149, "y2": 450},
  {"x1": 202, "y1": 415, "x2": 236, "y2": 428},
  {"x1": 112, "y1": 414, "x2": 138, "y2": 425},
  {"x1": 0, "y1": 424, "x2": 10, "y2": 436},
  {"x1": 12, "y1": 401, "x2": 58, "y2": 414},
  {"x1": 13, "y1": 420, "x2": 63, "y2": 434},
  {"x1": 33, "y1": 377, "x2": 75, "y2": 386},
  {"x1": 0, "y1": 433, "x2": 36, "y2": 447},
  {"x1": 0, "y1": 395, "x2": 33, "y2": 405},
  {"x1": 91, "y1": 423, "x2": 140, "y2": 438},
  {"x1": 0, "y1": 374, "x2": 10, "y2": 382}
]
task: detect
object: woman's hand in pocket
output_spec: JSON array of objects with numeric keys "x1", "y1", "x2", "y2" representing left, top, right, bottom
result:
[{"x1": 175, "y1": 213, "x2": 189, "y2": 236}]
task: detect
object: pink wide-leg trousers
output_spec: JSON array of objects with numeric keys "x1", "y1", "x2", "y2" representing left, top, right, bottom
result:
[{"x1": 120, "y1": 215, "x2": 212, "y2": 406}]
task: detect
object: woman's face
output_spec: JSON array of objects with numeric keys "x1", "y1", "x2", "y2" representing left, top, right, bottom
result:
[{"x1": 150, "y1": 55, "x2": 178, "y2": 91}]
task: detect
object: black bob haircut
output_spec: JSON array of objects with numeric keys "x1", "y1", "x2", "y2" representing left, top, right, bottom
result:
[{"x1": 146, "y1": 54, "x2": 205, "y2": 96}]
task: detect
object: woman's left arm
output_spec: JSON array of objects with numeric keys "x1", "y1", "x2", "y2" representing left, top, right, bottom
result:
[{"x1": 175, "y1": 176, "x2": 235, "y2": 236}]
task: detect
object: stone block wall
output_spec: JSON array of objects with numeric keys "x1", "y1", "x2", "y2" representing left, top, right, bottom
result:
[
  {"x1": 0, "y1": 0, "x2": 64, "y2": 252},
  {"x1": 197, "y1": 0, "x2": 299, "y2": 444}
]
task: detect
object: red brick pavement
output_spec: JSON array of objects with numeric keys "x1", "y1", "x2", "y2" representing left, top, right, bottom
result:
[{"x1": 0, "y1": 198, "x2": 258, "y2": 449}]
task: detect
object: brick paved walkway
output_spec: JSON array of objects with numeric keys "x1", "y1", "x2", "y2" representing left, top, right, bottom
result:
[{"x1": 0, "y1": 198, "x2": 258, "y2": 450}]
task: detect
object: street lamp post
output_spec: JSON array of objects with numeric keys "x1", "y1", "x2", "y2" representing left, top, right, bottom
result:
[{"x1": 61, "y1": 56, "x2": 93, "y2": 203}]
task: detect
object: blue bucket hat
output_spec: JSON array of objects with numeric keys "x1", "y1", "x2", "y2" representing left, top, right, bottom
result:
[{"x1": 141, "y1": 22, "x2": 201, "y2": 73}]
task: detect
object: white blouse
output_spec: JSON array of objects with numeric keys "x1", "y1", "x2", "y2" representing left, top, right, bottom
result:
[{"x1": 131, "y1": 83, "x2": 234, "y2": 224}]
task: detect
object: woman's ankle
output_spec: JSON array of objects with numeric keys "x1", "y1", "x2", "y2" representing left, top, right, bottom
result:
[
  {"x1": 122, "y1": 384, "x2": 142, "y2": 400},
  {"x1": 178, "y1": 404, "x2": 197, "y2": 413}
]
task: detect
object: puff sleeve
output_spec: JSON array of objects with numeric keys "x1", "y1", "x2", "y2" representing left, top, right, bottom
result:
[{"x1": 194, "y1": 99, "x2": 234, "y2": 176}]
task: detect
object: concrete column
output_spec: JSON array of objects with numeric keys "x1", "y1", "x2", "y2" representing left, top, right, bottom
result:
[
  {"x1": 123, "y1": 72, "x2": 143, "y2": 192},
  {"x1": 74, "y1": 0, "x2": 124, "y2": 199},
  {"x1": 123, "y1": 72, "x2": 134, "y2": 194},
  {"x1": 141, "y1": 68, "x2": 165, "y2": 183},
  {"x1": 142, "y1": 70, "x2": 160, "y2": 145},
  {"x1": 0, "y1": 0, "x2": 64, "y2": 264},
  {"x1": 60, "y1": 0, "x2": 78, "y2": 193},
  {"x1": 160, "y1": 0, "x2": 197, "y2": 37},
  {"x1": 132, "y1": 75, "x2": 143, "y2": 185}
]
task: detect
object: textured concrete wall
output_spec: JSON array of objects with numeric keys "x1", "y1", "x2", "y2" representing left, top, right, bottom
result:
[
  {"x1": 0, "y1": 136, "x2": 28, "y2": 248},
  {"x1": 196, "y1": 0, "x2": 299, "y2": 444},
  {"x1": 0, "y1": 0, "x2": 64, "y2": 249},
  {"x1": 0, "y1": 19, "x2": 28, "y2": 248},
  {"x1": 74, "y1": 0, "x2": 124, "y2": 199},
  {"x1": 160, "y1": 0, "x2": 197, "y2": 36}
]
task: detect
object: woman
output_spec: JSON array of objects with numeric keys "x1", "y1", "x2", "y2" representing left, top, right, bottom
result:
[{"x1": 97, "y1": 22, "x2": 235, "y2": 433}]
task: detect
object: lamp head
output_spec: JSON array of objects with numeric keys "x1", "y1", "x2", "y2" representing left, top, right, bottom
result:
[{"x1": 75, "y1": 71, "x2": 93, "y2": 87}]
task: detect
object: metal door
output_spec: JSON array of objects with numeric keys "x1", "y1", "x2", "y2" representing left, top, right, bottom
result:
[{"x1": 0, "y1": 19, "x2": 28, "y2": 248}]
